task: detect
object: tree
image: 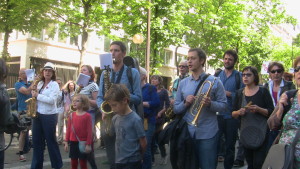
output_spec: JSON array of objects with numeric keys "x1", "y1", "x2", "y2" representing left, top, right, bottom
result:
[
  {"x1": 46, "y1": 0, "x2": 110, "y2": 72},
  {"x1": 0, "y1": 0, "x2": 54, "y2": 61},
  {"x1": 183, "y1": 0, "x2": 295, "y2": 71},
  {"x1": 294, "y1": 33, "x2": 300, "y2": 47},
  {"x1": 269, "y1": 36, "x2": 300, "y2": 69},
  {"x1": 102, "y1": 0, "x2": 189, "y2": 74}
]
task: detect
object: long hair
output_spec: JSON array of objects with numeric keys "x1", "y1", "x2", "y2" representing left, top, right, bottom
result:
[
  {"x1": 81, "y1": 65, "x2": 95, "y2": 81},
  {"x1": 67, "y1": 81, "x2": 76, "y2": 93},
  {"x1": 39, "y1": 69, "x2": 56, "y2": 81},
  {"x1": 150, "y1": 75, "x2": 164, "y2": 90}
]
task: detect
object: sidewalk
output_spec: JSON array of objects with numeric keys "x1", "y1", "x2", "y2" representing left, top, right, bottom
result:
[{"x1": 4, "y1": 137, "x2": 247, "y2": 169}]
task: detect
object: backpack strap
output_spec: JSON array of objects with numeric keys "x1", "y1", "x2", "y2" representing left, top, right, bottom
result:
[
  {"x1": 282, "y1": 89, "x2": 298, "y2": 119},
  {"x1": 126, "y1": 67, "x2": 134, "y2": 92},
  {"x1": 235, "y1": 71, "x2": 241, "y2": 90}
]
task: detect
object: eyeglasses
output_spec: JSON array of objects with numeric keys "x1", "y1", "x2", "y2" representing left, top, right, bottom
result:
[
  {"x1": 72, "y1": 99, "x2": 81, "y2": 103},
  {"x1": 270, "y1": 69, "x2": 283, "y2": 74},
  {"x1": 178, "y1": 65, "x2": 188, "y2": 68},
  {"x1": 242, "y1": 73, "x2": 253, "y2": 77},
  {"x1": 294, "y1": 66, "x2": 300, "y2": 73}
]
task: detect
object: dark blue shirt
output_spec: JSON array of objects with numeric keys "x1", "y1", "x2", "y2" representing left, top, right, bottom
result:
[
  {"x1": 142, "y1": 83, "x2": 160, "y2": 124},
  {"x1": 14, "y1": 80, "x2": 31, "y2": 112},
  {"x1": 217, "y1": 70, "x2": 244, "y2": 119}
]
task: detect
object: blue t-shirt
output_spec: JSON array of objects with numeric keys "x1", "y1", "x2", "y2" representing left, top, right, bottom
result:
[
  {"x1": 14, "y1": 81, "x2": 31, "y2": 112},
  {"x1": 112, "y1": 111, "x2": 145, "y2": 163},
  {"x1": 217, "y1": 70, "x2": 244, "y2": 119}
]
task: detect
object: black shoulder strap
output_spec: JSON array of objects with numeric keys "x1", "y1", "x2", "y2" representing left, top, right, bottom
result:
[
  {"x1": 214, "y1": 71, "x2": 221, "y2": 77},
  {"x1": 235, "y1": 71, "x2": 241, "y2": 90},
  {"x1": 193, "y1": 74, "x2": 210, "y2": 96},
  {"x1": 282, "y1": 89, "x2": 298, "y2": 119},
  {"x1": 127, "y1": 67, "x2": 134, "y2": 92}
]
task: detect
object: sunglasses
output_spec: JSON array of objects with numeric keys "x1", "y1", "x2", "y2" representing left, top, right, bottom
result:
[
  {"x1": 294, "y1": 66, "x2": 300, "y2": 73},
  {"x1": 270, "y1": 69, "x2": 283, "y2": 74},
  {"x1": 178, "y1": 65, "x2": 188, "y2": 68},
  {"x1": 242, "y1": 73, "x2": 253, "y2": 77}
]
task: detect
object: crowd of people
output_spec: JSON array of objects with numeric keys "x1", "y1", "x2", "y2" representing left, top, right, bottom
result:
[{"x1": 0, "y1": 40, "x2": 300, "y2": 169}]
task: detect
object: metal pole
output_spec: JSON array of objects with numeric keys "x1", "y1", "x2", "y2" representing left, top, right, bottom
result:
[{"x1": 146, "y1": 0, "x2": 151, "y2": 80}]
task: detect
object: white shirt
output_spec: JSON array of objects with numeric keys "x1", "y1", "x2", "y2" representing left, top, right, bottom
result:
[{"x1": 37, "y1": 80, "x2": 59, "y2": 115}]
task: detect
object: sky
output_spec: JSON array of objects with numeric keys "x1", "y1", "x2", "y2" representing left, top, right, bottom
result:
[{"x1": 283, "y1": 0, "x2": 300, "y2": 22}]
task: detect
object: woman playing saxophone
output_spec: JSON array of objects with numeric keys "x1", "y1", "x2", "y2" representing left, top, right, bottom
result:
[{"x1": 30, "y1": 62, "x2": 63, "y2": 169}]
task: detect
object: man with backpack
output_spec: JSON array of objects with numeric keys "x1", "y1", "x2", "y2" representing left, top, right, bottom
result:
[
  {"x1": 215, "y1": 50, "x2": 244, "y2": 169},
  {"x1": 97, "y1": 41, "x2": 142, "y2": 169}
]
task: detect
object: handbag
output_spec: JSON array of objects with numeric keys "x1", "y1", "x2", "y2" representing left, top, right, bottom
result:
[
  {"x1": 70, "y1": 113, "x2": 87, "y2": 154},
  {"x1": 239, "y1": 89, "x2": 268, "y2": 149},
  {"x1": 262, "y1": 129, "x2": 300, "y2": 169}
]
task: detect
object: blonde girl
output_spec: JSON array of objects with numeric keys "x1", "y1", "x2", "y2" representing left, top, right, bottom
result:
[{"x1": 64, "y1": 94, "x2": 93, "y2": 169}]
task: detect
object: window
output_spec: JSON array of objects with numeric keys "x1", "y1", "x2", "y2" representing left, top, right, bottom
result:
[{"x1": 164, "y1": 50, "x2": 173, "y2": 66}]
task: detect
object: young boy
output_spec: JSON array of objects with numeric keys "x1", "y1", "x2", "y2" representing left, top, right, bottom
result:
[{"x1": 104, "y1": 84, "x2": 147, "y2": 169}]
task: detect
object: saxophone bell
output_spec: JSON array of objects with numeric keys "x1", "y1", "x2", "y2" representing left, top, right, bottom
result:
[{"x1": 100, "y1": 101, "x2": 113, "y2": 114}]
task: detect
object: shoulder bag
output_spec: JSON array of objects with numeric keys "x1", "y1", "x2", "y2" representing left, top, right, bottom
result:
[
  {"x1": 262, "y1": 129, "x2": 300, "y2": 169},
  {"x1": 70, "y1": 113, "x2": 87, "y2": 154}
]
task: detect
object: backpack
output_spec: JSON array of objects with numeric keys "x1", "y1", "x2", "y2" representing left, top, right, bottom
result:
[
  {"x1": 125, "y1": 59, "x2": 144, "y2": 119},
  {"x1": 0, "y1": 84, "x2": 25, "y2": 134}
]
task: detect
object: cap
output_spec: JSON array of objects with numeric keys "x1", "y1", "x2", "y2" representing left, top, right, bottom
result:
[{"x1": 43, "y1": 62, "x2": 55, "y2": 70}]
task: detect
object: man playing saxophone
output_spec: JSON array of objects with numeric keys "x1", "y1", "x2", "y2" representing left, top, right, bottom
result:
[
  {"x1": 97, "y1": 41, "x2": 142, "y2": 169},
  {"x1": 173, "y1": 48, "x2": 227, "y2": 169}
]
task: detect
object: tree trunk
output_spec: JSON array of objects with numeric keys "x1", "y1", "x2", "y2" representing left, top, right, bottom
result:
[
  {"x1": 78, "y1": 30, "x2": 88, "y2": 73},
  {"x1": 2, "y1": 29, "x2": 12, "y2": 61}
]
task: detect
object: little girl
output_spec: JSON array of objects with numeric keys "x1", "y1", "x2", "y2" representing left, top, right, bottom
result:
[{"x1": 64, "y1": 94, "x2": 93, "y2": 169}]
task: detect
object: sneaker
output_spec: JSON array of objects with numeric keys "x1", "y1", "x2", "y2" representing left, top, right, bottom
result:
[
  {"x1": 218, "y1": 156, "x2": 224, "y2": 162},
  {"x1": 233, "y1": 160, "x2": 244, "y2": 167},
  {"x1": 160, "y1": 156, "x2": 168, "y2": 165},
  {"x1": 19, "y1": 155, "x2": 26, "y2": 162}
]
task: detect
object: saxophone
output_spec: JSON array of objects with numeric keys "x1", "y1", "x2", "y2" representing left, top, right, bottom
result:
[
  {"x1": 165, "y1": 104, "x2": 175, "y2": 119},
  {"x1": 25, "y1": 78, "x2": 41, "y2": 118},
  {"x1": 100, "y1": 67, "x2": 114, "y2": 134}
]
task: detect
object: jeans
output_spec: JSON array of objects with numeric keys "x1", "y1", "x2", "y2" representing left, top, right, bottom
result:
[
  {"x1": 267, "y1": 130, "x2": 279, "y2": 150},
  {"x1": 31, "y1": 114, "x2": 63, "y2": 169},
  {"x1": 217, "y1": 116, "x2": 239, "y2": 169},
  {"x1": 194, "y1": 132, "x2": 219, "y2": 169},
  {"x1": 143, "y1": 123, "x2": 155, "y2": 169}
]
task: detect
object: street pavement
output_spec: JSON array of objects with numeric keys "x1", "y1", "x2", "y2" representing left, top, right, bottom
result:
[{"x1": 4, "y1": 134, "x2": 248, "y2": 169}]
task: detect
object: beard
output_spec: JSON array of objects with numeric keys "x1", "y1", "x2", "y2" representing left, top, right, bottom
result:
[{"x1": 225, "y1": 65, "x2": 234, "y2": 70}]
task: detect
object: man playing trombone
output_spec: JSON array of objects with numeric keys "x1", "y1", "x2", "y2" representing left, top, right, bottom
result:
[{"x1": 174, "y1": 48, "x2": 227, "y2": 169}]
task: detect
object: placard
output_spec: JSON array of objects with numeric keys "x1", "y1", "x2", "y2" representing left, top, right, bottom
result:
[{"x1": 99, "y1": 53, "x2": 113, "y2": 70}]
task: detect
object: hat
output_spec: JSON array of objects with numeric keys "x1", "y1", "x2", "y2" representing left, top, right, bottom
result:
[
  {"x1": 139, "y1": 66, "x2": 147, "y2": 76},
  {"x1": 43, "y1": 62, "x2": 55, "y2": 70}
]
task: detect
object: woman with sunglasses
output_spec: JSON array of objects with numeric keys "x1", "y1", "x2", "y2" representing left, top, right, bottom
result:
[
  {"x1": 268, "y1": 56, "x2": 300, "y2": 168},
  {"x1": 264, "y1": 62, "x2": 295, "y2": 149},
  {"x1": 232, "y1": 66, "x2": 274, "y2": 169}
]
